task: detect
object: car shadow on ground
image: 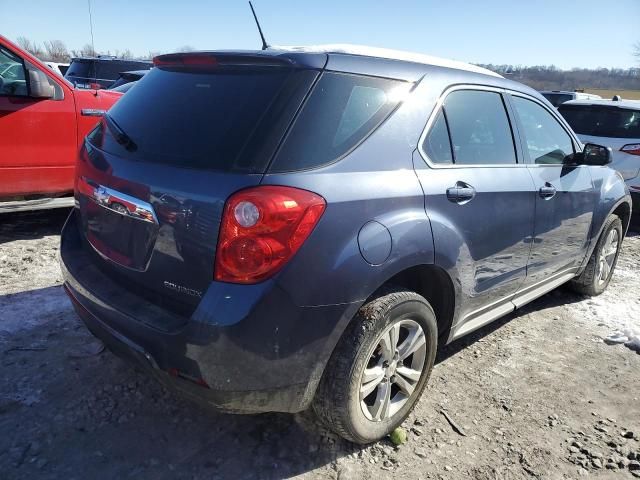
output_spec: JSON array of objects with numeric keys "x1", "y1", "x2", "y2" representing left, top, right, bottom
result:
[
  {"x1": 436, "y1": 286, "x2": 586, "y2": 364},
  {"x1": 0, "y1": 208, "x2": 70, "y2": 244},
  {"x1": 0, "y1": 285, "x2": 366, "y2": 479}
]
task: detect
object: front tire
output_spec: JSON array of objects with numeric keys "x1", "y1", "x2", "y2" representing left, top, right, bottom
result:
[
  {"x1": 313, "y1": 288, "x2": 438, "y2": 444},
  {"x1": 570, "y1": 214, "x2": 623, "y2": 296}
]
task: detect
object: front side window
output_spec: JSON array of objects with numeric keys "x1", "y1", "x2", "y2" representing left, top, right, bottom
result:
[
  {"x1": 0, "y1": 47, "x2": 27, "y2": 96},
  {"x1": 422, "y1": 89, "x2": 516, "y2": 165},
  {"x1": 512, "y1": 96, "x2": 574, "y2": 164}
]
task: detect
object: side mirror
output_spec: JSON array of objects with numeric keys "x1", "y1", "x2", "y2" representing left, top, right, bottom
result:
[
  {"x1": 28, "y1": 68, "x2": 55, "y2": 99},
  {"x1": 572, "y1": 143, "x2": 612, "y2": 166}
]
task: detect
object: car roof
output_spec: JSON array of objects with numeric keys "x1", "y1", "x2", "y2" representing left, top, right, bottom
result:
[
  {"x1": 70, "y1": 57, "x2": 152, "y2": 64},
  {"x1": 562, "y1": 99, "x2": 640, "y2": 109},
  {"x1": 269, "y1": 44, "x2": 502, "y2": 78}
]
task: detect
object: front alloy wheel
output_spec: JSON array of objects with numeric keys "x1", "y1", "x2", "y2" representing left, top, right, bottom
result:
[{"x1": 597, "y1": 227, "x2": 619, "y2": 286}]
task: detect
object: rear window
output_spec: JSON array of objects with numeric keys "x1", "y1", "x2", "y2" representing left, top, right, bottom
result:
[
  {"x1": 559, "y1": 105, "x2": 640, "y2": 139},
  {"x1": 269, "y1": 72, "x2": 411, "y2": 172},
  {"x1": 66, "y1": 59, "x2": 150, "y2": 80},
  {"x1": 92, "y1": 65, "x2": 317, "y2": 172},
  {"x1": 542, "y1": 93, "x2": 573, "y2": 107}
]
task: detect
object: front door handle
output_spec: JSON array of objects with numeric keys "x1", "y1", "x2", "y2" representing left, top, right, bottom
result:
[
  {"x1": 539, "y1": 183, "x2": 557, "y2": 199},
  {"x1": 446, "y1": 182, "x2": 476, "y2": 204}
]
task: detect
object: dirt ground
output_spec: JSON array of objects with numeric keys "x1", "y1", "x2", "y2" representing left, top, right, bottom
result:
[{"x1": 1, "y1": 209, "x2": 639, "y2": 480}]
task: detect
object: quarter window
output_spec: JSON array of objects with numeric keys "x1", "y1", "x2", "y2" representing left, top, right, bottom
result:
[
  {"x1": 512, "y1": 96, "x2": 574, "y2": 164},
  {"x1": 422, "y1": 89, "x2": 516, "y2": 165}
]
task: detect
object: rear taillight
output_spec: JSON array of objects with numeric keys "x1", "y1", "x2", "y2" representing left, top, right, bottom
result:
[
  {"x1": 621, "y1": 144, "x2": 640, "y2": 156},
  {"x1": 214, "y1": 186, "x2": 326, "y2": 284}
]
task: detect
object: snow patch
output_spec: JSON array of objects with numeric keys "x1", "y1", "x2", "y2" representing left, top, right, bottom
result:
[{"x1": 0, "y1": 286, "x2": 72, "y2": 336}]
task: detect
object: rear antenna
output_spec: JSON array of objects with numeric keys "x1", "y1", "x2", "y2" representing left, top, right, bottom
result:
[
  {"x1": 87, "y1": 0, "x2": 98, "y2": 95},
  {"x1": 249, "y1": 1, "x2": 269, "y2": 50}
]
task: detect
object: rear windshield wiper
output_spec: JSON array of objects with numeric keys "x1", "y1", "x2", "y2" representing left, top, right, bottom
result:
[{"x1": 104, "y1": 113, "x2": 137, "y2": 151}]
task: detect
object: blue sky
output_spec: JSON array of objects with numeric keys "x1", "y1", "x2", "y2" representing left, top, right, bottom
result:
[{"x1": 1, "y1": 0, "x2": 639, "y2": 69}]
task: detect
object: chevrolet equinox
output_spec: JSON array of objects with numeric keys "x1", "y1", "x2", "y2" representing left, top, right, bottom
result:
[{"x1": 60, "y1": 45, "x2": 632, "y2": 444}]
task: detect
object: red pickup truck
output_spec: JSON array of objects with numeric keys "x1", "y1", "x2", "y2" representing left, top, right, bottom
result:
[{"x1": 0, "y1": 35, "x2": 121, "y2": 212}]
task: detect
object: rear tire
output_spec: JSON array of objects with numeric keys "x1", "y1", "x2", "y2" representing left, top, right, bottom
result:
[
  {"x1": 313, "y1": 288, "x2": 438, "y2": 444},
  {"x1": 569, "y1": 214, "x2": 622, "y2": 296}
]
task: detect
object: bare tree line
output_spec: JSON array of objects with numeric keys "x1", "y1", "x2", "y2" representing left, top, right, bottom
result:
[{"x1": 14, "y1": 36, "x2": 196, "y2": 62}]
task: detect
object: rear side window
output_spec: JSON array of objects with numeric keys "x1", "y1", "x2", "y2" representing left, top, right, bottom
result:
[
  {"x1": 558, "y1": 104, "x2": 640, "y2": 139},
  {"x1": 512, "y1": 96, "x2": 574, "y2": 164},
  {"x1": 94, "y1": 66, "x2": 317, "y2": 172},
  {"x1": 423, "y1": 110, "x2": 453, "y2": 163},
  {"x1": 423, "y1": 89, "x2": 516, "y2": 165},
  {"x1": 269, "y1": 72, "x2": 410, "y2": 172}
]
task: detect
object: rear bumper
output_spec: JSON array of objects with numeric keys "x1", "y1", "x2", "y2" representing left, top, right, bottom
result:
[{"x1": 60, "y1": 209, "x2": 357, "y2": 413}]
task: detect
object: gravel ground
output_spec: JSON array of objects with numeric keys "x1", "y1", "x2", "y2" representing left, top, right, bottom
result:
[{"x1": 0, "y1": 209, "x2": 639, "y2": 480}]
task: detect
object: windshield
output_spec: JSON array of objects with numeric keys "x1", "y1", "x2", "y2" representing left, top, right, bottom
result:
[
  {"x1": 542, "y1": 93, "x2": 573, "y2": 107},
  {"x1": 559, "y1": 104, "x2": 640, "y2": 139},
  {"x1": 90, "y1": 65, "x2": 317, "y2": 172}
]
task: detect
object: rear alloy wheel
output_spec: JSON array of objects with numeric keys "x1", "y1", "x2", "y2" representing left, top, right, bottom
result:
[
  {"x1": 570, "y1": 214, "x2": 623, "y2": 296},
  {"x1": 359, "y1": 319, "x2": 427, "y2": 422},
  {"x1": 313, "y1": 289, "x2": 438, "y2": 444}
]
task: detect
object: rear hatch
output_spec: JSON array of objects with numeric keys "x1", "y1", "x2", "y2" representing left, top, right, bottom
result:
[{"x1": 75, "y1": 52, "x2": 321, "y2": 317}]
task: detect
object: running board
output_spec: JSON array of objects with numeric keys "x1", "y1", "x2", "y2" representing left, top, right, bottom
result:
[
  {"x1": 0, "y1": 196, "x2": 75, "y2": 213},
  {"x1": 450, "y1": 270, "x2": 577, "y2": 341}
]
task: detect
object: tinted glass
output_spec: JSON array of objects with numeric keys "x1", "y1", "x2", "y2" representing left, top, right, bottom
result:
[
  {"x1": 270, "y1": 72, "x2": 409, "y2": 172},
  {"x1": 542, "y1": 93, "x2": 573, "y2": 107},
  {"x1": 512, "y1": 96, "x2": 574, "y2": 164},
  {"x1": 65, "y1": 60, "x2": 94, "y2": 79},
  {"x1": 66, "y1": 60, "x2": 150, "y2": 80},
  {"x1": 423, "y1": 110, "x2": 453, "y2": 163},
  {"x1": 95, "y1": 61, "x2": 150, "y2": 80},
  {"x1": 558, "y1": 104, "x2": 640, "y2": 139},
  {"x1": 93, "y1": 66, "x2": 316, "y2": 172},
  {"x1": 444, "y1": 90, "x2": 516, "y2": 165},
  {"x1": 0, "y1": 47, "x2": 27, "y2": 96}
]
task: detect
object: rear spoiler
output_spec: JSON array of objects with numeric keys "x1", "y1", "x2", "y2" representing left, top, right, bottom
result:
[{"x1": 153, "y1": 51, "x2": 327, "y2": 70}]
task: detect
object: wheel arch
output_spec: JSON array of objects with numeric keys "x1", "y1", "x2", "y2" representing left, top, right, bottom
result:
[{"x1": 356, "y1": 263, "x2": 457, "y2": 347}]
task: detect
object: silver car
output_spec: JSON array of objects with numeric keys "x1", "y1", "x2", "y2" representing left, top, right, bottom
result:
[{"x1": 559, "y1": 99, "x2": 640, "y2": 214}]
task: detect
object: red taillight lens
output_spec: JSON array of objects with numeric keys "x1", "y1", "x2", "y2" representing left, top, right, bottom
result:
[
  {"x1": 621, "y1": 144, "x2": 640, "y2": 156},
  {"x1": 214, "y1": 186, "x2": 326, "y2": 284}
]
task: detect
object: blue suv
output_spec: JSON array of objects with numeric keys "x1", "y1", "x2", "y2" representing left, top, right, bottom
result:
[{"x1": 60, "y1": 45, "x2": 632, "y2": 444}]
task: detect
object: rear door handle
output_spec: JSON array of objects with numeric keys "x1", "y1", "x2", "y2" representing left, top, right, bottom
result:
[
  {"x1": 446, "y1": 182, "x2": 476, "y2": 204},
  {"x1": 539, "y1": 183, "x2": 557, "y2": 199}
]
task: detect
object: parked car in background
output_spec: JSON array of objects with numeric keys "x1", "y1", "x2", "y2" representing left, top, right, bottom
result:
[
  {"x1": 0, "y1": 35, "x2": 122, "y2": 213},
  {"x1": 65, "y1": 56, "x2": 152, "y2": 89},
  {"x1": 559, "y1": 98, "x2": 640, "y2": 217},
  {"x1": 108, "y1": 70, "x2": 148, "y2": 90},
  {"x1": 110, "y1": 81, "x2": 136, "y2": 94},
  {"x1": 61, "y1": 45, "x2": 631, "y2": 444},
  {"x1": 541, "y1": 90, "x2": 602, "y2": 108},
  {"x1": 44, "y1": 61, "x2": 69, "y2": 77}
]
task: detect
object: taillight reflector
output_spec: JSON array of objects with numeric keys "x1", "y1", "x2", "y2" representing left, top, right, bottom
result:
[
  {"x1": 214, "y1": 186, "x2": 326, "y2": 284},
  {"x1": 621, "y1": 144, "x2": 640, "y2": 156}
]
